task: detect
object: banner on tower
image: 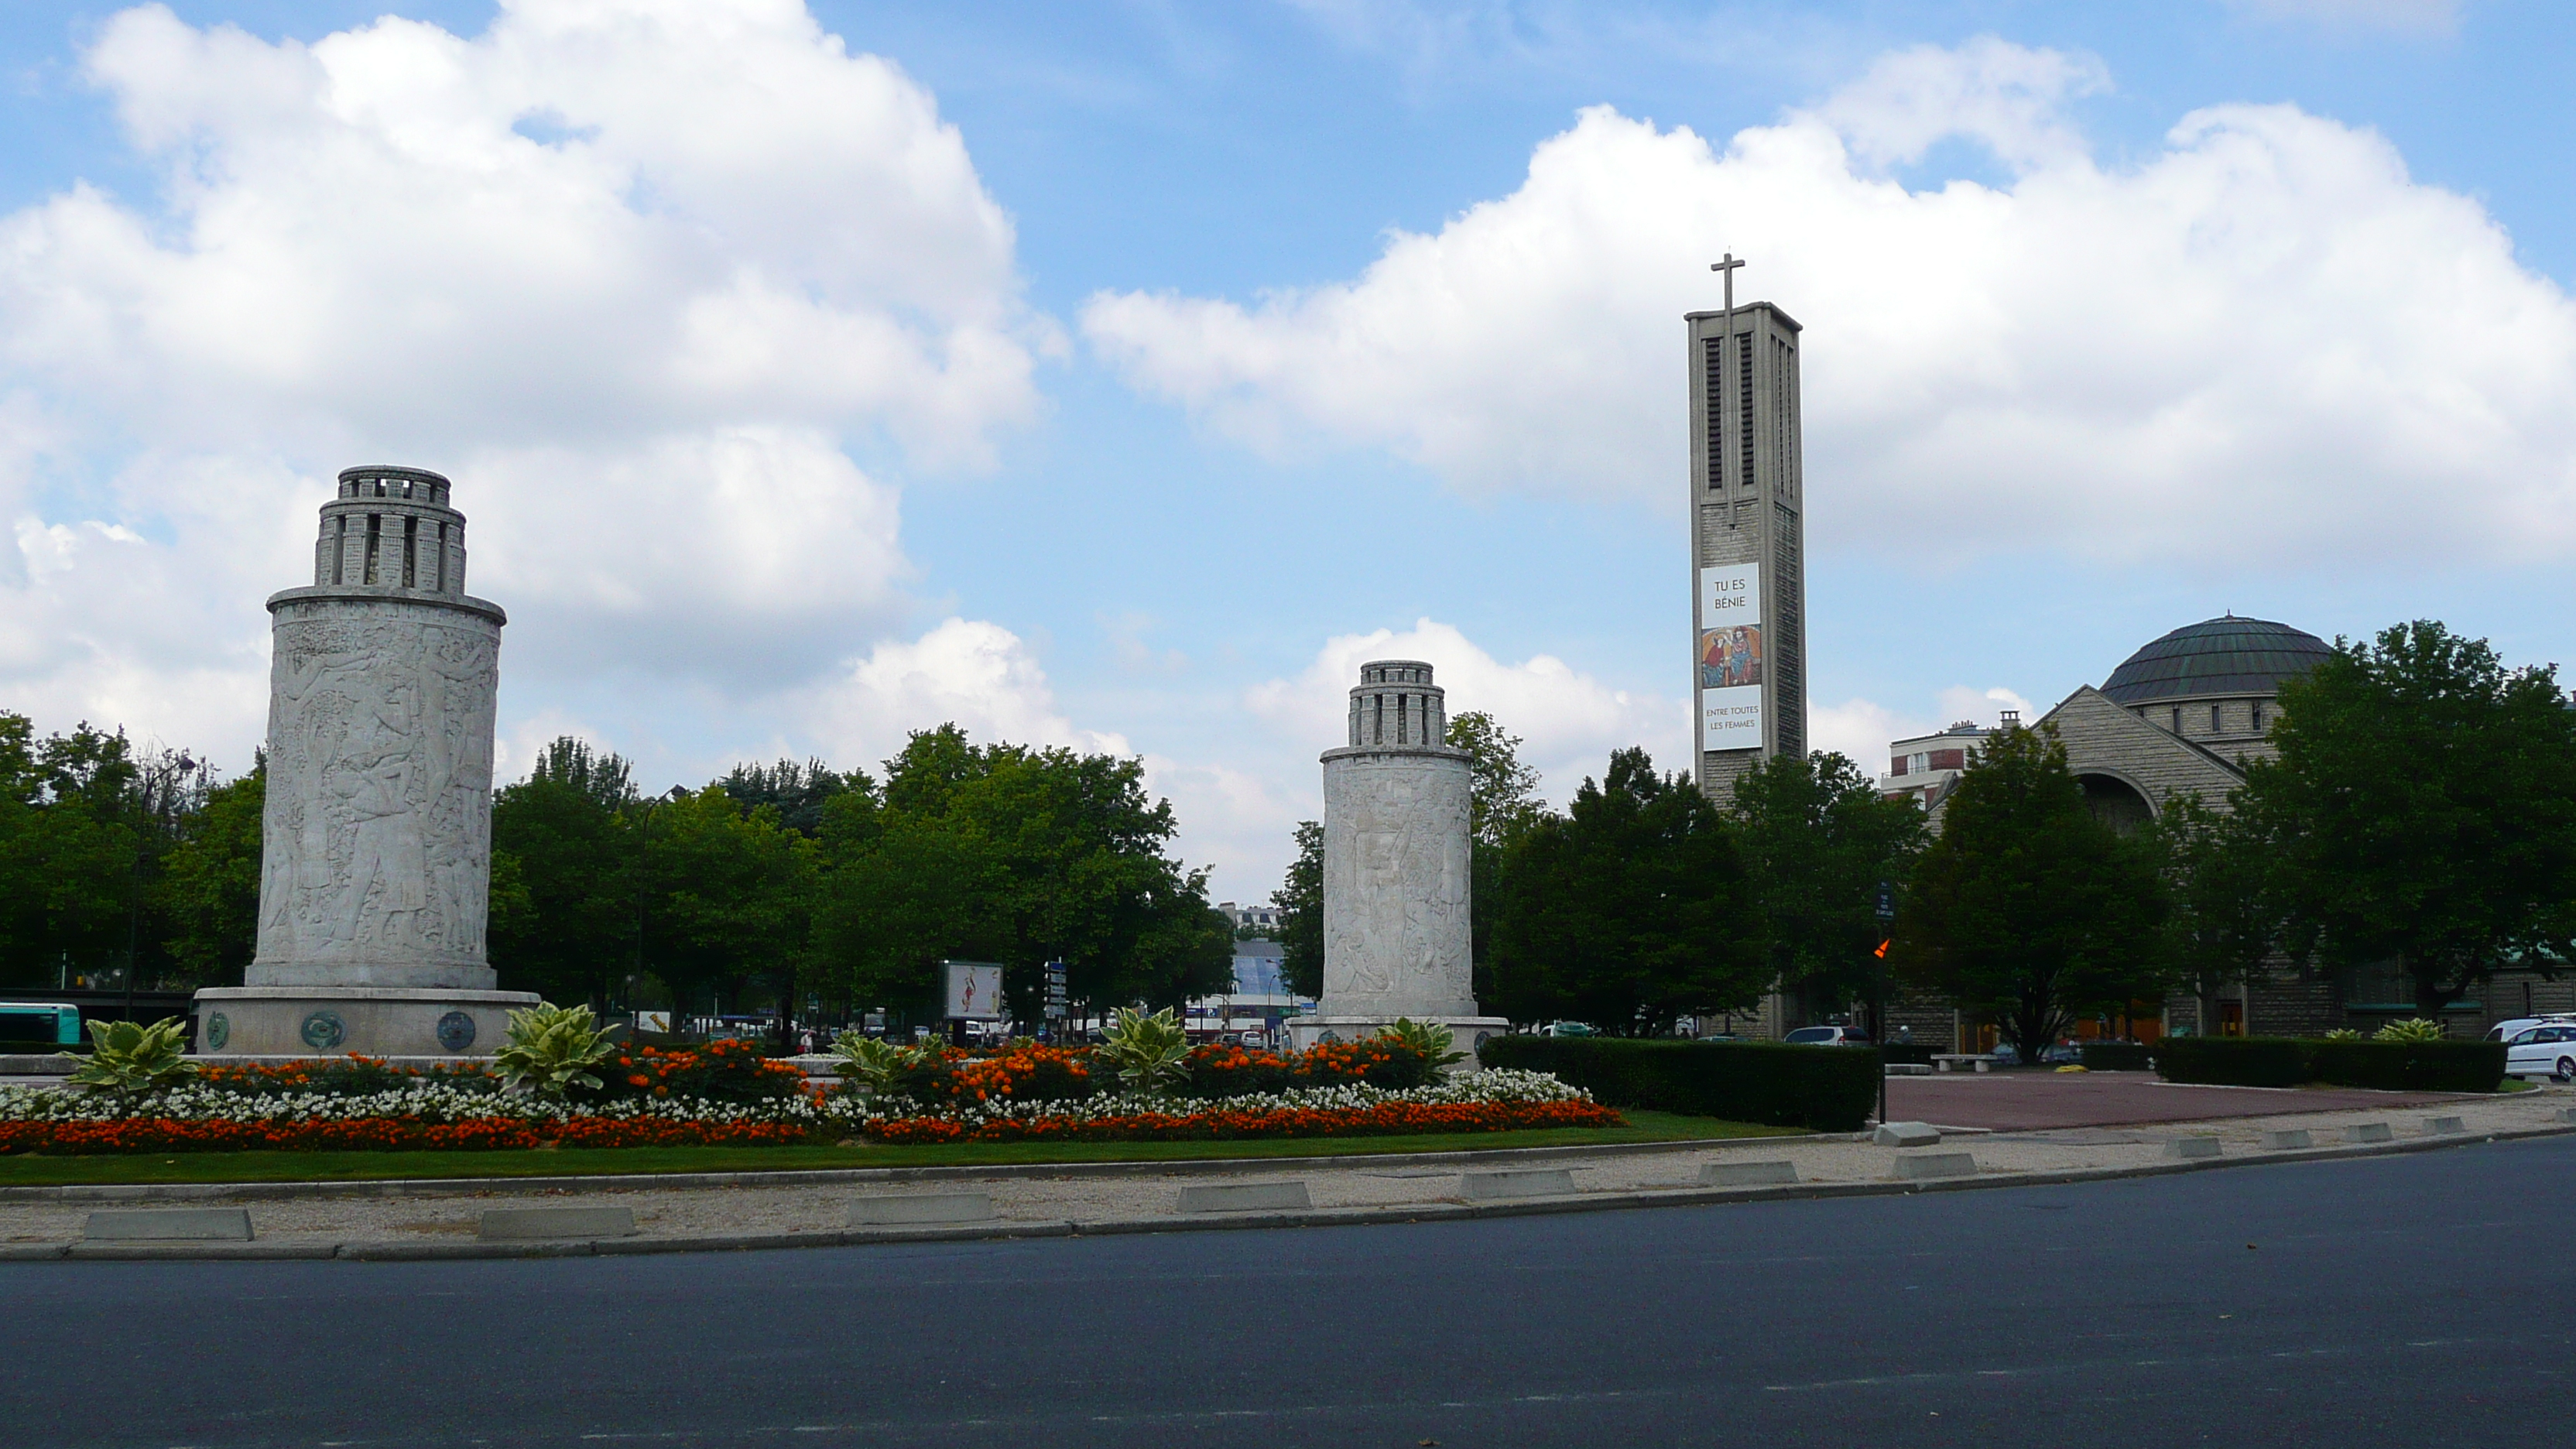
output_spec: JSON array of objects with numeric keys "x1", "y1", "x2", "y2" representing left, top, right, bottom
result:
[{"x1": 1698, "y1": 564, "x2": 1764, "y2": 749}]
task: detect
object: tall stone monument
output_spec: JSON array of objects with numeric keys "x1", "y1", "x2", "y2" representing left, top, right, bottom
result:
[
  {"x1": 1687, "y1": 296, "x2": 1807, "y2": 800},
  {"x1": 193, "y1": 466, "x2": 537, "y2": 1057},
  {"x1": 1289, "y1": 661, "x2": 1507, "y2": 1063}
]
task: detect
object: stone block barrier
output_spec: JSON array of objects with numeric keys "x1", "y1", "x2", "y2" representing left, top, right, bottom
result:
[
  {"x1": 1177, "y1": 1181, "x2": 1312, "y2": 1214},
  {"x1": 2424, "y1": 1116, "x2": 2466, "y2": 1135},
  {"x1": 2164, "y1": 1137, "x2": 2222, "y2": 1160},
  {"x1": 478, "y1": 1206, "x2": 637, "y2": 1241},
  {"x1": 1701, "y1": 1160, "x2": 1798, "y2": 1187},
  {"x1": 847, "y1": 1193, "x2": 995, "y2": 1227},
  {"x1": 1460, "y1": 1167, "x2": 1577, "y2": 1201},
  {"x1": 1873, "y1": 1122, "x2": 1941, "y2": 1147},
  {"x1": 2343, "y1": 1122, "x2": 2394, "y2": 1144},
  {"x1": 1889, "y1": 1152, "x2": 1977, "y2": 1182},
  {"x1": 83, "y1": 1208, "x2": 252, "y2": 1242},
  {"x1": 2259, "y1": 1129, "x2": 2314, "y2": 1150}
]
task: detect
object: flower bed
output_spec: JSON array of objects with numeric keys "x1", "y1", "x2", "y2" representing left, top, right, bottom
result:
[
  {"x1": 0, "y1": 1030, "x2": 1622, "y2": 1155},
  {"x1": 851, "y1": 1070, "x2": 1619, "y2": 1144}
]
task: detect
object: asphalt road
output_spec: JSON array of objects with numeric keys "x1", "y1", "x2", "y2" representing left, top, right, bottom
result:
[{"x1": 8, "y1": 1136, "x2": 2570, "y2": 1449}]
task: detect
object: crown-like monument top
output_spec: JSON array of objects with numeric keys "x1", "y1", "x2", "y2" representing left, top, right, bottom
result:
[
  {"x1": 1346, "y1": 659, "x2": 1450, "y2": 748},
  {"x1": 310, "y1": 464, "x2": 470, "y2": 596}
]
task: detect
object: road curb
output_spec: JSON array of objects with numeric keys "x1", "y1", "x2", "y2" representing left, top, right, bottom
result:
[
  {"x1": 0, "y1": 1132, "x2": 1814, "y2": 1204},
  {"x1": 5, "y1": 1121, "x2": 2568, "y2": 1263}
]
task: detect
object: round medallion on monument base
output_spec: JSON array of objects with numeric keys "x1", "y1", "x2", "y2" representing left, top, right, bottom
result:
[
  {"x1": 300, "y1": 1011, "x2": 347, "y2": 1050},
  {"x1": 435, "y1": 1010, "x2": 477, "y2": 1053},
  {"x1": 205, "y1": 1012, "x2": 229, "y2": 1052}
]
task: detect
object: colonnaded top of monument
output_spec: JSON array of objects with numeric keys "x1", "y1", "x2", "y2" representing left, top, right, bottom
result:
[
  {"x1": 310, "y1": 464, "x2": 470, "y2": 596},
  {"x1": 1345, "y1": 659, "x2": 1451, "y2": 748}
]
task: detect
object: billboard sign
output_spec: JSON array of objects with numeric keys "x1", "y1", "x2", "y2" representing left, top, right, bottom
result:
[
  {"x1": 1697, "y1": 564, "x2": 1764, "y2": 749},
  {"x1": 942, "y1": 961, "x2": 1006, "y2": 1021}
]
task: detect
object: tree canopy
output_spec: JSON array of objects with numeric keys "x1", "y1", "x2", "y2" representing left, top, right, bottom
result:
[
  {"x1": 1894, "y1": 724, "x2": 2164, "y2": 1061},
  {"x1": 1731, "y1": 750, "x2": 1925, "y2": 1024},
  {"x1": 1487, "y1": 747, "x2": 1765, "y2": 1034},
  {"x1": 2240, "y1": 620, "x2": 2576, "y2": 1015}
]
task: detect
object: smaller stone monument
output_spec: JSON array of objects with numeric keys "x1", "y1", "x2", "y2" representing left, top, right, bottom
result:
[
  {"x1": 193, "y1": 466, "x2": 537, "y2": 1058},
  {"x1": 1290, "y1": 661, "x2": 1508, "y2": 1064}
]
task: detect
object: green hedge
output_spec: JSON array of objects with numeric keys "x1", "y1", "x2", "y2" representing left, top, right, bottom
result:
[
  {"x1": 1477, "y1": 1036, "x2": 1880, "y2": 1132},
  {"x1": 2156, "y1": 1036, "x2": 2504, "y2": 1092},
  {"x1": 2078, "y1": 1043, "x2": 2155, "y2": 1072},
  {"x1": 2305, "y1": 1040, "x2": 2506, "y2": 1093}
]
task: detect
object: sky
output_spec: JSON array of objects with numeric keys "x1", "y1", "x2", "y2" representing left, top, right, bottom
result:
[{"x1": 3, "y1": 0, "x2": 2574, "y2": 904}]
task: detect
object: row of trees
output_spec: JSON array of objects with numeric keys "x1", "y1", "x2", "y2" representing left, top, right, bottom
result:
[
  {"x1": 1273, "y1": 622, "x2": 2576, "y2": 1060},
  {"x1": 0, "y1": 716, "x2": 1235, "y2": 1029},
  {"x1": 488, "y1": 724, "x2": 1238, "y2": 1024},
  {"x1": 0, "y1": 715, "x2": 262, "y2": 992},
  {"x1": 1269, "y1": 712, "x2": 1930, "y2": 1036}
]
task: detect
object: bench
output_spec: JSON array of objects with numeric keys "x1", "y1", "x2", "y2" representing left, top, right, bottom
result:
[{"x1": 1930, "y1": 1053, "x2": 2002, "y2": 1074}]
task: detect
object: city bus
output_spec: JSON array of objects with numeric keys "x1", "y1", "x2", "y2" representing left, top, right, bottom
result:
[{"x1": 0, "y1": 1002, "x2": 84, "y2": 1048}]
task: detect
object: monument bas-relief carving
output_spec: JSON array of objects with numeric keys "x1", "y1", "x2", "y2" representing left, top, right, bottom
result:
[{"x1": 256, "y1": 603, "x2": 499, "y2": 978}]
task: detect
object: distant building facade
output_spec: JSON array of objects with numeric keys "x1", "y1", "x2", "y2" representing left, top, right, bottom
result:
[
  {"x1": 1218, "y1": 900, "x2": 1283, "y2": 934},
  {"x1": 1882, "y1": 615, "x2": 2576, "y2": 1046}
]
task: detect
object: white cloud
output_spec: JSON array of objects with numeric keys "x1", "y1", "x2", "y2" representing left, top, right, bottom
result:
[
  {"x1": 1807, "y1": 697, "x2": 1920, "y2": 769},
  {"x1": 2225, "y1": 0, "x2": 2460, "y2": 37},
  {"x1": 796, "y1": 618, "x2": 1133, "y2": 766},
  {"x1": 1934, "y1": 684, "x2": 2033, "y2": 728},
  {"x1": 1084, "y1": 39, "x2": 2576, "y2": 570},
  {"x1": 0, "y1": 0, "x2": 1047, "y2": 755}
]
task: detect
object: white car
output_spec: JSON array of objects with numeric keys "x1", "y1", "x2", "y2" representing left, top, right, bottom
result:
[
  {"x1": 2502, "y1": 1023, "x2": 2576, "y2": 1082},
  {"x1": 1782, "y1": 1026, "x2": 1872, "y2": 1046},
  {"x1": 2487, "y1": 1016, "x2": 2576, "y2": 1042}
]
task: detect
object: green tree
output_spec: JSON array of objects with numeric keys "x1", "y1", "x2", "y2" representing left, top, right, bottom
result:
[
  {"x1": 1445, "y1": 710, "x2": 1545, "y2": 989},
  {"x1": 158, "y1": 758, "x2": 265, "y2": 987},
  {"x1": 1732, "y1": 750, "x2": 1927, "y2": 1026},
  {"x1": 814, "y1": 725, "x2": 1229, "y2": 1024},
  {"x1": 1269, "y1": 820, "x2": 1323, "y2": 1000},
  {"x1": 2148, "y1": 794, "x2": 2280, "y2": 1036},
  {"x1": 635, "y1": 785, "x2": 816, "y2": 1029},
  {"x1": 720, "y1": 757, "x2": 849, "y2": 837},
  {"x1": 488, "y1": 738, "x2": 640, "y2": 1007},
  {"x1": 1488, "y1": 747, "x2": 1765, "y2": 1034},
  {"x1": 1895, "y1": 724, "x2": 2166, "y2": 1063},
  {"x1": 0, "y1": 715, "x2": 146, "y2": 989},
  {"x1": 2241, "y1": 620, "x2": 2576, "y2": 1016}
]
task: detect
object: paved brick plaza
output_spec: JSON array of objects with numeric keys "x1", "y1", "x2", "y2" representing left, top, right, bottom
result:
[{"x1": 1886, "y1": 1070, "x2": 2469, "y2": 1132}]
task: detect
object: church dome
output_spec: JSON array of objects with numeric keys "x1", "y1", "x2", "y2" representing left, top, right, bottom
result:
[{"x1": 2100, "y1": 616, "x2": 2332, "y2": 706}]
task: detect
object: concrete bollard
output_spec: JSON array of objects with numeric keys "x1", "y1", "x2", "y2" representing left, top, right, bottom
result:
[
  {"x1": 478, "y1": 1206, "x2": 637, "y2": 1241},
  {"x1": 2423, "y1": 1116, "x2": 2466, "y2": 1135},
  {"x1": 83, "y1": 1208, "x2": 252, "y2": 1242},
  {"x1": 1873, "y1": 1122, "x2": 1941, "y2": 1147},
  {"x1": 848, "y1": 1193, "x2": 995, "y2": 1227},
  {"x1": 2343, "y1": 1122, "x2": 2394, "y2": 1144},
  {"x1": 2259, "y1": 1129, "x2": 2313, "y2": 1151},
  {"x1": 1177, "y1": 1181, "x2": 1311, "y2": 1214},
  {"x1": 2164, "y1": 1137, "x2": 2222, "y2": 1160},
  {"x1": 1460, "y1": 1168, "x2": 1577, "y2": 1201},
  {"x1": 1889, "y1": 1152, "x2": 1976, "y2": 1182},
  {"x1": 1701, "y1": 1160, "x2": 1798, "y2": 1187}
]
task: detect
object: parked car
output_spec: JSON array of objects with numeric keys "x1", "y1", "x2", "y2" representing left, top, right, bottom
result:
[
  {"x1": 1781, "y1": 1026, "x2": 1872, "y2": 1046},
  {"x1": 2502, "y1": 1023, "x2": 2576, "y2": 1082},
  {"x1": 1540, "y1": 1022, "x2": 1597, "y2": 1038},
  {"x1": 2486, "y1": 1016, "x2": 2576, "y2": 1043}
]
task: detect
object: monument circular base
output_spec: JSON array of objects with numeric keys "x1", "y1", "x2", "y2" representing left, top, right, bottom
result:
[
  {"x1": 190, "y1": 987, "x2": 541, "y2": 1059},
  {"x1": 1288, "y1": 1015, "x2": 1511, "y2": 1072}
]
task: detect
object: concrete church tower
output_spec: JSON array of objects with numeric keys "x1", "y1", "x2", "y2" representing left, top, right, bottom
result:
[
  {"x1": 1688, "y1": 300, "x2": 1808, "y2": 799},
  {"x1": 194, "y1": 466, "x2": 537, "y2": 1058},
  {"x1": 1290, "y1": 661, "x2": 1507, "y2": 1063}
]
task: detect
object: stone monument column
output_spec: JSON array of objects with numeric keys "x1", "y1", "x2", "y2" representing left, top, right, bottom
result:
[
  {"x1": 1289, "y1": 660, "x2": 1508, "y2": 1065},
  {"x1": 194, "y1": 466, "x2": 539, "y2": 1058}
]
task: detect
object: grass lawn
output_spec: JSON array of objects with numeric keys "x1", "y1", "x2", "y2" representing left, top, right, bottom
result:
[{"x1": 0, "y1": 1112, "x2": 1790, "y2": 1188}]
